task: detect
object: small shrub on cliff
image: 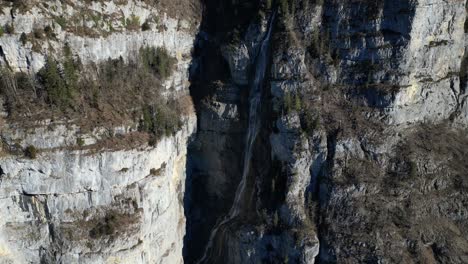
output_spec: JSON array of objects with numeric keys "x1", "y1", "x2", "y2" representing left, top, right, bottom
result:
[
  {"x1": 89, "y1": 213, "x2": 117, "y2": 238},
  {"x1": 4, "y1": 23, "x2": 14, "y2": 34},
  {"x1": 0, "y1": 68, "x2": 17, "y2": 113},
  {"x1": 19, "y1": 32, "x2": 27, "y2": 44},
  {"x1": 88, "y1": 209, "x2": 140, "y2": 239},
  {"x1": 0, "y1": 27, "x2": 4, "y2": 37},
  {"x1": 294, "y1": 93, "x2": 301, "y2": 110},
  {"x1": 148, "y1": 135, "x2": 158, "y2": 147},
  {"x1": 24, "y1": 145, "x2": 38, "y2": 159},
  {"x1": 154, "y1": 102, "x2": 183, "y2": 136},
  {"x1": 149, "y1": 168, "x2": 158, "y2": 175},
  {"x1": 126, "y1": 14, "x2": 141, "y2": 31},
  {"x1": 44, "y1": 25, "x2": 54, "y2": 38},
  {"x1": 33, "y1": 27, "x2": 44, "y2": 39},
  {"x1": 54, "y1": 16, "x2": 67, "y2": 29},
  {"x1": 76, "y1": 137, "x2": 85, "y2": 147}
]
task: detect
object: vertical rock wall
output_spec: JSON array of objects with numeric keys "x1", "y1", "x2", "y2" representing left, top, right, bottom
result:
[{"x1": 0, "y1": 0, "x2": 200, "y2": 263}]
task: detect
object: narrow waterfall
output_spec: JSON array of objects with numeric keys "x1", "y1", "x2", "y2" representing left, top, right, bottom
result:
[
  {"x1": 229, "y1": 11, "x2": 276, "y2": 218},
  {"x1": 196, "y1": 12, "x2": 276, "y2": 264}
]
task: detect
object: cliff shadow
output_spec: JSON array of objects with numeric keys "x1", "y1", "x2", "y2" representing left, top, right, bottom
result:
[{"x1": 183, "y1": 0, "x2": 261, "y2": 263}]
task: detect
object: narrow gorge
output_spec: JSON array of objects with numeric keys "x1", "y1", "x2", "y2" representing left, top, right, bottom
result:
[{"x1": 1, "y1": 0, "x2": 468, "y2": 264}]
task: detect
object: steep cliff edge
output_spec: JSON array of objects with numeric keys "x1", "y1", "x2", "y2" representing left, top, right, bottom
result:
[{"x1": 0, "y1": 0, "x2": 200, "y2": 263}]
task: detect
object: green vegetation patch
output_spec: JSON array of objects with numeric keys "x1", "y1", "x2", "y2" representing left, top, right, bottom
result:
[
  {"x1": 0, "y1": 44, "x2": 182, "y2": 146},
  {"x1": 140, "y1": 46, "x2": 177, "y2": 80},
  {"x1": 24, "y1": 145, "x2": 38, "y2": 159},
  {"x1": 139, "y1": 102, "x2": 182, "y2": 144},
  {"x1": 125, "y1": 14, "x2": 141, "y2": 31},
  {"x1": 37, "y1": 44, "x2": 80, "y2": 110}
]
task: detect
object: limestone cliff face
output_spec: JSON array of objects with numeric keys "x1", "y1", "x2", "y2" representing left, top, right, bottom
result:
[
  {"x1": 0, "y1": 0, "x2": 198, "y2": 90},
  {"x1": 0, "y1": 117, "x2": 195, "y2": 263},
  {"x1": 269, "y1": 0, "x2": 468, "y2": 263},
  {"x1": 0, "y1": 0, "x2": 200, "y2": 263},
  {"x1": 185, "y1": 0, "x2": 468, "y2": 263}
]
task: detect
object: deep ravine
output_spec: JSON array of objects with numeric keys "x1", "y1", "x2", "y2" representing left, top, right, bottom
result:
[{"x1": 195, "y1": 12, "x2": 276, "y2": 264}]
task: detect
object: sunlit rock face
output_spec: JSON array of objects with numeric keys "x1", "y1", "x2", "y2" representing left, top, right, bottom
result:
[
  {"x1": 0, "y1": 0, "x2": 200, "y2": 263},
  {"x1": 0, "y1": 117, "x2": 195, "y2": 263}
]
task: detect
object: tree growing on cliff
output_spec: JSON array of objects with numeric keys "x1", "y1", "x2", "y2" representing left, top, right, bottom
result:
[
  {"x1": 294, "y1": 92, "x2": 301, "y2": 110},
  {"x1": 38, "y1": 57, "x2": 73, "y2": 109},
  {"x1": 20, "y1": 32, "x2": 28, "y2": 45},
  {"x1": 140, "y1": 46, "x2": 177, "y2": 80},
  {"x1": 279, "y1": 0, "x2": 289, "y2": 15},
  {"x1": 62, "y1": 43, "x2": 80, "y2": 91}
]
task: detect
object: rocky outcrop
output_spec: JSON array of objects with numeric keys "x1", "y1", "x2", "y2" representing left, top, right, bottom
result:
[
  {"x1": 269, "y1": 0, "x2": 468, "y2": 263},
  {"x1": 0, "y1": 0, "x2": 200, "y2": 263},
  {"x1": 0, "y1": 116, "x2": 195, "y2": 263}
]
